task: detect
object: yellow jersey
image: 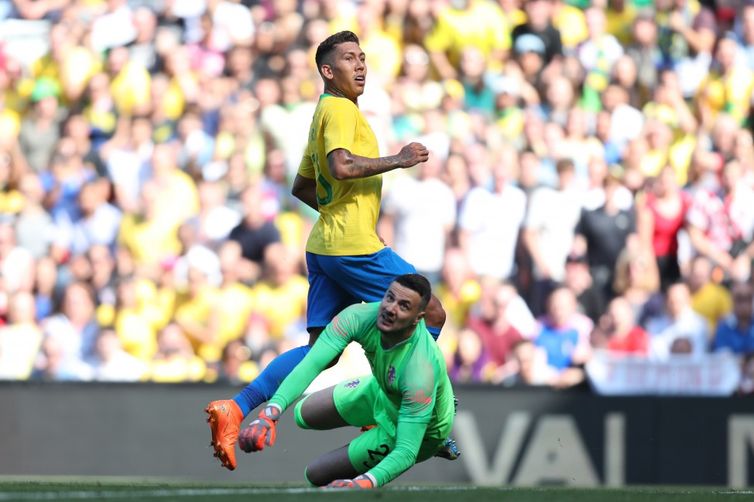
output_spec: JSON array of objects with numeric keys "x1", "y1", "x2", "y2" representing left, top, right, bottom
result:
[{"x1": 298, "y1": 94, "x2": 384, "y2": 256}]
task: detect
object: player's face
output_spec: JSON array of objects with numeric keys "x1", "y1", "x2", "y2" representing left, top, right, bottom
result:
[
  {"x1": 377, "y1": 283, "x2": 425, "y2": 335},
  {"x1": 323, "y1": 41, "x2": 367, "y2": 101}
]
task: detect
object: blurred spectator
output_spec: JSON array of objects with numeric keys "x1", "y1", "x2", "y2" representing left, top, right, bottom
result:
[
  {"x1": 248, "y1": 242, "x2": 308, "y2": 341},
  {"x1": 208, "y1": 240, "x2": 255, "y2": 347},
  {"x1": 60, "y1": 177, "x2": 122, "y2": 256},
  {"x1": 380, "y1": 153, "x2": 456, "y2": 284},
  {"x1": 216, "y1": 338, "x2": 257, "y2": 386},
  {"x1": 575, "y1": 167, "x2": 636, "y2": 299},
  {"x1": 118, "y1": 180, "x2": 181, "y2": 266},
  {"x1": 92, "y1": 328, "x2": 148, "y2": 382},
  {"x1": 88, "y1": 244, "x2": 117, "y2": 311},
  {"x1": 33, "y1": 257, "x2": 57, "y2": 322},
  {"x1": 533, "y1": 287, "x2": 592, "y2": 386},
  {"x1": 113, "y1": 275, "x2": 160, "y2": 363},
  {"x1": 712, "y1": 282, "x2": 754, "y2": 356},
  {"x1": 90, "y1": 0, "x2": 136, "y2": 54},
  {"x1": 173, "y1": 254, "x2": 222, "y2": 363},
  {"x1": 190, "y1": 180, "x2": 241, "y2": 246},
  {"x1": 0, "y1": 221, "x2": 35, "y2": 294},
  {"x1": 435, "y1": 247, "x2": 481, "y2": 330},
  {"x1": 523, "y1": 158, "x2": 583, "y2": 315},
  {"x1": 646, "y1": 282, "x2": 709, "y2": 359},
  {"x1": 591, "y1": 296, "x2": 649, "y2": 355},
  {"x1": 696, "y1": 33, "x2": 753, "y2": 128},
  {"x1": 738, "y1": 4, "x2": 754, "y2": 71},
  {"x1": 458, "y1": 145, "x2": 526, "y2": 281},
  {"x1": 687, "y1": 255, "x2": 733, "y2": 337},
  {"x1": 449, "y1": 328, "x2": 490, "y2": 383},
  {"x1": 228, "y1": 182, "x2": 281, "y2": 282},
  {"x1": 466, "y1": 281, "x2": 525, "y2": 384},
  {"x1": 562, "y1": 251, "x2": 604, "y2": 324},
  {"x1": 612, "y1": 236, "x2": 664, "y2": 325},
  {"x1": 636, "y1": 165, "x2": 692, "y2": 290},
  {"x1": 148, "y1": 322, "x2": 206, "y2": 383},
  {"x1": 656, "y1": 0, "x2": 717, "y2": 97},
  {"x1": 424, "y1": 0, "x2": 509, "y2": 80},
  {"x1": 19, "y1": 78, "x2": 64, "y2": 173},
  {"x1": 506, "y1": 339, "x2": 554, "y2": 386},
  {"x1": 129, "y1": 6, "x2": 159, "y2": 73},
  {"x1": 741, "y1": 354, "x2": 754, "y2": 395},
  {"x1": 626, "y1": 10, "x2": 661, "y2": 104},
  {"x1": 0, "y1": 292, "x2": 42, "y2": 379},
  {"x1": 687, "y1": 158, "x2": 754, "y2": 282},
  {"x1": 31, "y1": 334, "x2": 93, "y2": 382},
  {"x1": 578, "y1": 6, "x2": 624, "y2": 110},
  {"x1": 15, "y1": 173, "x2": 56, "y2": 259},
  {"x1": 42, "y1": 281, "x2": 99, "y2": 365},
  {"x1": 512, "y1": 0, "x2": 562, "y2": 65}
]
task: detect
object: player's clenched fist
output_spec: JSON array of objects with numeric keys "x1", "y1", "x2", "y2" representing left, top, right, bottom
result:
[
  {"x1": 397, "y1": 142, "x2": 429, "y2": 168},
  {"x1": 325, "y1": 474, "x2": 375, "y2": 489},
  {"x1": 238, "y1": 405, "x2": 281, "y2": 452}
]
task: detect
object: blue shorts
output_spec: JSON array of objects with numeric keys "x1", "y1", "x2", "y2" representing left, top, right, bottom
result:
[{"x1": 305, "y1": 248, "x2": 416, "y2": 330}]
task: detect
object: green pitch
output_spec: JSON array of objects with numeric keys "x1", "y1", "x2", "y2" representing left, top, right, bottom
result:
[{"x1": 0, "y1": 479, "x2": 751, "y2": 502}]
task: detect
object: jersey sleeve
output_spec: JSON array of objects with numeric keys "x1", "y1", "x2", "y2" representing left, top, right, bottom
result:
[
  {"x1": 367, "y1": 420, "x2": 429, "y2": 487},
  {"x1": 267, "y1": 338, "x2": 340, "y2": 413},
  {"x1": 366, "y1": 353, "x2": 439, "y2": 486},
  {"x1": 297, "y1": 145, "x2": 315, "y2": 179},
  {"x1": 322, "y1": 99, "x2": 359, "y2": 156},
  {"x1": 268, "y1": 305, "x2": 366, "y2": 412}
]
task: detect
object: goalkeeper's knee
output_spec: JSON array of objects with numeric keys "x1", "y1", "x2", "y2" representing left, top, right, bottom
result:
[
  {"x1": 303, "y1": 466, "x2": 318, "y2": 487},
  {"x1": 294, "y1": 398, "x2": 312, "y2": 430}
]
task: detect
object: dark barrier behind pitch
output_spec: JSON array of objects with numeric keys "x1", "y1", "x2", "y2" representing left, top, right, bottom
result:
[{"x1": 0, "y1": 383, "x2": 752, "y2": 487}]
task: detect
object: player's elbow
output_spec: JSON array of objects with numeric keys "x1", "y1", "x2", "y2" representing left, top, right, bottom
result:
[
  {"x1": 425, "y1": 295, "x2": 446, "y2": 329},
  {"x1": 327, "y1": 151, "x2": 353, "y2": 180},
  {"x1": 291, "y1": 185, "x2": 305, "y2": 202},
  {"x1": 291, "y1": 175, "x2": 309, "y2": 199},
  {"x1": 329, "y1": 165, "x2": 350, "y2": 181}
]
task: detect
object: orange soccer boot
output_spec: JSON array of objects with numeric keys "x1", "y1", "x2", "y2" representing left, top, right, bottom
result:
[{"x1": 205, "y1": 399, "x2": 244, "y2": 470}]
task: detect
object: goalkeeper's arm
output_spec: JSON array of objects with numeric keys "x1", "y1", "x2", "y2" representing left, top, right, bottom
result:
[
  {"x1": 268, "y1": 340, "x2": 341, "y2": 413},
  {"x1": 366, "y1": 419, "x2": 430, "y2": 487},
  {"x1": 239, "y1": 340, "x2": 342, "y2": 453}
]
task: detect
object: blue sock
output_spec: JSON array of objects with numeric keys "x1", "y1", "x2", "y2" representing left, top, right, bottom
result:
[
  {"x1": 427, "y1": 325, "x2": 441, "y2": 341},
  {"x1": 233, "y1": 345, "x2": 311, "y2": 417}
]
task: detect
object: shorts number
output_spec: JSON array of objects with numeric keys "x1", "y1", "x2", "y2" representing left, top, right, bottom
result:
[{"x1": 362, "y1": 443, "x2": 390, "y2": 469}]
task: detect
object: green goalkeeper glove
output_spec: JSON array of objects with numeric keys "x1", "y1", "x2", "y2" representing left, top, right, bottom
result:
[{"x1": 238, "y1": 405, "x2": 281, "y2": 453}]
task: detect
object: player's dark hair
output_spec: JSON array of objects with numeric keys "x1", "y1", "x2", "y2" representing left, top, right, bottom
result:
[
  {"x1": 394, "y1": 274, "x2": 432, "y2": 310},
  {"x1": 315, "y1": 31, "x2": 360, "y2": 73}
]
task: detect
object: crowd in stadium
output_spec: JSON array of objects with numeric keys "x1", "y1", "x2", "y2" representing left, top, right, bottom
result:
[{"x1": 0, "y1": 0, "x2": 752, "y2": 394}]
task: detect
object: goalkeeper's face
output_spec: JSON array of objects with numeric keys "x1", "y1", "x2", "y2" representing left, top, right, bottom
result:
[{"x1": 377, "y1": 283, "x2": 425, "y2": 335}]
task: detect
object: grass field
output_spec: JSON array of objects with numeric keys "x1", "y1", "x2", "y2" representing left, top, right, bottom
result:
[{"x1": 0, "y1": 479, "x2": 752, "y2": 502}]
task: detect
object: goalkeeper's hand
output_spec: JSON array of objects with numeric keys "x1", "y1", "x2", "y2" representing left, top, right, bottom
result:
[
  {"x1": 326, "y1": 474, "x2": 376, "y2": 489},
  {"x1": 238, "y1": 405, "x2": 281, "y2": 453}
]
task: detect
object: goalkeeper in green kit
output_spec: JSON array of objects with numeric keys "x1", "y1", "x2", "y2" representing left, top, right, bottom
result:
[{"x1": 238, "y1": 274, "x2": 456, "y2": 488}]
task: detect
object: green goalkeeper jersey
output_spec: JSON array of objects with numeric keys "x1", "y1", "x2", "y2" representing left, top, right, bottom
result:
[{"x1": 269, "y1": 302, "x2": 455, "y2": 485}]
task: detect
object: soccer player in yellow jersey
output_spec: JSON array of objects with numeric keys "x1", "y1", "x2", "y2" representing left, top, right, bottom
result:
[{"x1": 206, "y1": 31, "x2": 452, "y2": 471}]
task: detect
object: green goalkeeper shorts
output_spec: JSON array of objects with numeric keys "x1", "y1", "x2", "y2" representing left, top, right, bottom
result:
[{"x1": 330, "y1": 375, "x2": 445, "y2": 473}]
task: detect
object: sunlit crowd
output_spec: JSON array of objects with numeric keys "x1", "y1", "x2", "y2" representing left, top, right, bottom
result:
[{"x1": 0, "y1": 0, "x2": 752, "y2": 394}]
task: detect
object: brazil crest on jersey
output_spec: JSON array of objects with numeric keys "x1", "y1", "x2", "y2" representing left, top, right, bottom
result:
[{"x1": 297, "y1": 94, "x2": 384, "y2": 256}]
